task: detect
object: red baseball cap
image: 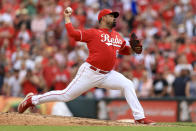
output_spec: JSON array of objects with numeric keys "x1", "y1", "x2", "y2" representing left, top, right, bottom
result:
[{"x1": 98, "y1": 9, "x2": 119, "y2": 21}]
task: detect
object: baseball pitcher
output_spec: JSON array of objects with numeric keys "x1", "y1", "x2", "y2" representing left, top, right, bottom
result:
[{"x1": 18, "y1": 7, "x2": 155, "y2": 125}]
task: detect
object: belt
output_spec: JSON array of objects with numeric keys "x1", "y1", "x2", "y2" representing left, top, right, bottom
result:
[{"x1": 89, "y1": 66, "x2": 109, "y2": 74}]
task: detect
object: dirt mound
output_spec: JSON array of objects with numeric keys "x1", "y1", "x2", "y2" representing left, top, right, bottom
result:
[{"x1": 0, "y1": 112, "x2": 135, "y2": 126}]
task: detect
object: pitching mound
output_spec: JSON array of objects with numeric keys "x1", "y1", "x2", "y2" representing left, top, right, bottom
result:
[{"x1": 0, "y1": 112, "x2": 136, "y2": 126}]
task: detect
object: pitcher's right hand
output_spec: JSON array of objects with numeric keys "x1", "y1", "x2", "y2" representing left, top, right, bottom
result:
[{"x1": 64, "y1": 7, "x2": 72, "y2": 17}]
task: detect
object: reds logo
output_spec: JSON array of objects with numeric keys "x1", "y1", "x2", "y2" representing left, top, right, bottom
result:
[{"x1": 101, "y1": 34, "x2": 122, "y2": 47}]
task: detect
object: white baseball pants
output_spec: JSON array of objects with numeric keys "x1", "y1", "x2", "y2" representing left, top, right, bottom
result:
[{"x1": 31, "y1": 62, "x2": 145, "y2": 120}]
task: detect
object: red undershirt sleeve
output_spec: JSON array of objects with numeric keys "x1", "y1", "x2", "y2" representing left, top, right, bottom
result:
[
  {"x1": 65, "y1": 23, "x2": 94, "y2": 43},
  {"x1": 65, "y1": 23, "x2": 82, "y2": 41}
]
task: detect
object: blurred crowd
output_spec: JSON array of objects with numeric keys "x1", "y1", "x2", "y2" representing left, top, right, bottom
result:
[{"x1": 0, "y1": 0, "x2": 196, "y2": 99}]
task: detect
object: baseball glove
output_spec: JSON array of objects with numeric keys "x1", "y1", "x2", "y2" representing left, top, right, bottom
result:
[{"x1": 129, "y1": 33, "x2": 142, "y2": 54}]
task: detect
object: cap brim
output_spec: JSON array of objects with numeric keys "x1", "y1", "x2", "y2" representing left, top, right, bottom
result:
[{"x1": 109, "y1": 12, "x2": 119, "y2": 18}]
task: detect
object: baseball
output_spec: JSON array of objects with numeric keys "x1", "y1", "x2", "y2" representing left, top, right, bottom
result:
[{"x1": 66, "y1": 7, "x2": 72, "y2": 13}]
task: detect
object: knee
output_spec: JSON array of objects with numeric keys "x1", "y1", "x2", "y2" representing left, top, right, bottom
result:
[
  {"x1": 62, "y1": 93, "x2": 73, "y2": 102},
  {"x1": 59, "y1": 89, "x2": 73, "y2": 102},
  {"x1": 123, "y1": 80, "x2": 135, "y2": 91}
]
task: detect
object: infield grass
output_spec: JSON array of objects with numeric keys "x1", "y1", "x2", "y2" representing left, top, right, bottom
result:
[{"x1": 0, "y1": 123, "x2": 196, "y2": 131}]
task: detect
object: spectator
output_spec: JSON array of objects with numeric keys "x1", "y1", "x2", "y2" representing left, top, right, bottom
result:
[
  {"x1": 137, "y1": 70, "x2": 153, "y2": 98},
  {"x1": 122, "y1": 10, "x2": 135, "y2": 32},
  {"x1": 193, "y1": 18, "x2": 196, "y2": 37},
  {"x1": 151, "y1": 72, "x2": 169, "y2": 97},
  {"x1": 86, "y1": 3, "x2": 99, "y2": 27},
  {"x1": 172, "y1": 69, "x2": 190, "y2": 97},
  {"x1": 21, "y1": 68, "x2": 46, "y2": 96},
  {"x1": 13, "y1": 50, "x2": 35, "y2": 70},
  {"x1": 185, "y1": 11, "x2": 194, "y2": 38},
  {"x1": 21, "y1": 69, "x2": 38, "y2": 95},
  {"x1": 53, "y1": 64, "x2": 71, "y2": 90},
  {"x1": 2, "y1": 70, "x2": 10, "y2": 95},
  {"x1": 42, "y1": 58, "x2": 58, "y2": 91},
  {"x1": 26, "y1": 0, "x2": 37, "y2": 16},
  {"x1": 31, "y1": 13, "x2": 47, "y2": 39},
  {"x1": 18, "y1": 61, "x2": 27, "y2": 84},
  {"x1": 54, "y1": 43, "x2": 68, "y2": 66},
  {"x1": 185, "y1": 72, "x2": 196, "y2": 98},
  {"x1": 173, "y1": 2, "x2": 186, "y2": 26},
  {"x1": 174, "y1": 54, "x2": 193, "y2": 76},
  {"x1": 33, "y1": 62, "x2": 47, "y2": 92},
  {"x1": 68, "y1": 44, "x2": 88, "y2": 65},
  {"x1": 177, "y1": 37, "x2": 196, "y2": 64},
  {"x1": 15, "y1": 6, "x2": 31, "y2": 30},
  {"x1": 0, "y1": 64, "x2": 5, "y2": 94},
  {"x1": 16, "y1": 23, "x2": 31, "y2": 44},
  {"x1": 11, "y1": 44, "x2": 24, "y2": 64},
  {"x1": 4, "y1": 69, "x2": 22, "y2": 97},
  {"x1": 163, "y1": 67, "x2": 175, "y2": 96},
  {"x1": 0, "y1": 21, "x2": 15, "y2": 50}
]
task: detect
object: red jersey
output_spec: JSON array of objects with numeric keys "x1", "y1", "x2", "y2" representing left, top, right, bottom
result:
[
  {"x1": 65, "y1": 23, "x2": 130, "y2": 71},
  {"x1": 0, "y1": 26, "x2": 15, "y2": 49},
  {"x1": 43, "y1": 64, "x2": 58, "y2": 88},
  {"x1": 22, "y1": 80, "x2": 38, "y2": 95},
  {"x1": 53, "y1": 68, "x2": 71, "y2": 90}
]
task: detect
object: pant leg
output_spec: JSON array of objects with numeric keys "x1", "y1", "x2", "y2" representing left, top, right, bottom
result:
[
  {"x1": 32, "y1": 63, "x2": 105, "y2": 105},
  {"x1": 99, "y1": 70, "x2": 145, "y2": 120}
]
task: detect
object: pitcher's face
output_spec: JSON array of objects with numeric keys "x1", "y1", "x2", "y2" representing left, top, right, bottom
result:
[{"x1": 104, "y1": 14, "x2": 116, "y2": 28}]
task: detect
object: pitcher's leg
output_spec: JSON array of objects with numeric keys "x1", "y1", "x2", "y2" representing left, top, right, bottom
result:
[
  {"x1": 32, "y1": 64, "x2": 93, "y2": 105},
  {"x1": 123, "y1": 82, "x2": 145, "y2": 120},
  {"x1": 100, "y1": 71, "x2": 145, "y2": 120}
]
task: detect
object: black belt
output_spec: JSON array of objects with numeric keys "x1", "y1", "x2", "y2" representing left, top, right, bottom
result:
[{"x1": 89, "y1": 66, "x2": 110, "y2": 74}]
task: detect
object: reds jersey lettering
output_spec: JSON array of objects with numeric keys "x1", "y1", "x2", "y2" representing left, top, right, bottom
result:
[{"x1": 101, "y1": 34, "x2": 122, "y2": 47}]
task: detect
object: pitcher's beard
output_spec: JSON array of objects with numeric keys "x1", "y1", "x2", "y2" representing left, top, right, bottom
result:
[
  {"x1": 112, "y1": 21, "x2": 116, "y2": 28},
  {"x1": 108, "y1": 21, "x2": 116, "y2": 28}
]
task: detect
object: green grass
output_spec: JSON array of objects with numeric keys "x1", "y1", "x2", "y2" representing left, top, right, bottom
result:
[
  {"x1": 159, "y1": 122, "x2": 196, "y2": 127},
  {"x1": 0, "y1": 124, "x2": 196, "y2": 131}
]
